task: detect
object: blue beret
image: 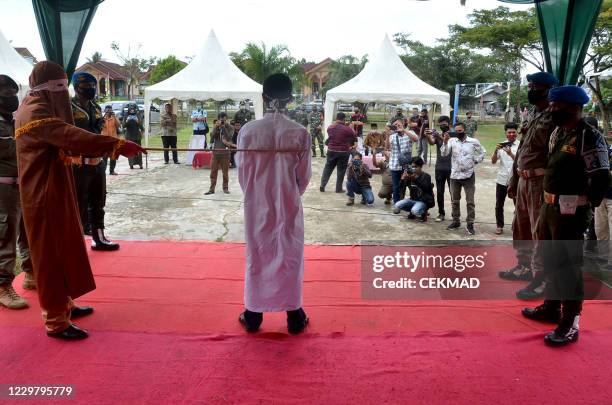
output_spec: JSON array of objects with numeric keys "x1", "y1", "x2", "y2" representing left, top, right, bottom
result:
[
  {"x1": 526, "y1": 72, "x2": 558, "y2": 87},
  {"x1": 72, "y1": 72, "x2": 97, "y2": 85},
  {"x1": 548, "y1": 85, "x2": 590, "y2": 105}
]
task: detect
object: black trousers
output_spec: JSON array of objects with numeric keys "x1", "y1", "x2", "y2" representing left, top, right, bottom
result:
[
  {"x1": 320, "y1": 151, "x2": 350, "y2": 192},
  {"x1": 73, "y1": 162, "x2": 106, "y2": 231},
  {"x1": 162, "y1": 136, "x2": 178, "y2": 163},
  {"x1": 538, "y1": 203, "x2": 589, "y2": 314},
  {"x1": 104, "y1": 157, "x2": 117, "y2": 174},
  {"x1": 495, "y1": 183, "x2": 508, "y2": 228},
  {"x1": 434, "y1": 168, "x2": 451, "y2": 216}
]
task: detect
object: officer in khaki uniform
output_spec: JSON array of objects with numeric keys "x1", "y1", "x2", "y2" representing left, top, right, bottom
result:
[
  {"x1": 0, "y1": 75, "x2": 35, "y2": 310},
  {"x1": 522, "y1": 86, "x2": 610, "y2": 347},
  {"x1": 500, "y1": 72, "x2": 558, "y2": 302}
]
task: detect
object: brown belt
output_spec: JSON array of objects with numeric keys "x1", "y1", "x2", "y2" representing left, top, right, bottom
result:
[
  {"x1": 0, "y1": 177, "x2": 18, "y2": 185},
  {"x1": 543, "y1": 192, "x2": 588, "y2": 206},
  {"x1": 517, "y1": 168, "x2": 545, "y2": 179}
]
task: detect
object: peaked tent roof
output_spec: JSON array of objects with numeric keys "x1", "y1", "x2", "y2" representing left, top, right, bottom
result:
[
  {"x1": 0, "y1": 29, "x2": 35, "y2": 99},
  {"x1": 324, "y1": 35, "x2": 450, "y2": 128},
  {"x1": 144, "y1": 30, "x2": 263, "y2": 104}
]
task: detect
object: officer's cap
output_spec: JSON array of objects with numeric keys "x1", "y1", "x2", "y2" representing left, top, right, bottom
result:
[
  {"x1": 526, "y1": 72, "x2": 558, "y2": 87},
  {"x1": 548, "y1": 85, "x2": 590, "y2": 105},
  {"x1": 72, "y1": 72, "x2": 97, "y2": 85}
]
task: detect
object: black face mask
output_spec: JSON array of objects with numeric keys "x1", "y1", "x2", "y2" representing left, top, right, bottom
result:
[
  {"x1": 456, "y1": 131, "x2": 466, "y2": 140},
  {"x1": 0, "y1": 95, "x2": 19, "y2": 113},
  {"x1": 551, "y1": 109, "x2": 571, "y2": 127},
  {"x1": 77, "y1": 87, "x2": 96, "y2": 100},
  {"x1": 439, "y1": 125, "x2": 450, "y2": 132},
  {"x1": 527, "y1": 89, "x2": 547, "y2": 105}
]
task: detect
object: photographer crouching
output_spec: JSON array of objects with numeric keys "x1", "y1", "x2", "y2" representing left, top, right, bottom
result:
[
  {"x1": 392, "y1": 157, "x2": 434, "y2": 221},
  {"x1": 345, "y1": 152, "x2": 374, "y2": 206}
]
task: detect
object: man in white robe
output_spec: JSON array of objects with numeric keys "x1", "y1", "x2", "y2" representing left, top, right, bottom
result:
[{"x1": 235, "y1": 74, "x2": 312, "y2": 334}]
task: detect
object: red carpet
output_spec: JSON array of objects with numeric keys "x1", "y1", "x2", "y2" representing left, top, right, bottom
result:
[{"x1": 1, "y1": 241, "x2": 611, "y2": 404}]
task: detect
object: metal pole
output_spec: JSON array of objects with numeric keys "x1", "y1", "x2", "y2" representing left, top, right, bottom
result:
[{"x1": 453, "y1": 84, "x2": 461, "y2": 126}]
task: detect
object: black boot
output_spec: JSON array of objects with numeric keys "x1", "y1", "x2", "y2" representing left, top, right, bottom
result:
[
  {"x1": 522, "y1": 300, "x2": 561, "y2": 323},
  {"x1": 91, "y1": 228, "x2": 120, "y2": 251},
  {"x1": 287, "y1": 307, "x2": 309, "y2": 334},
  {"x1": 544, "y1": 302, "x2": 581, "y2": 347},
  {"x1": 239, "y1": 310, "x2": 263, "y2": 332}
]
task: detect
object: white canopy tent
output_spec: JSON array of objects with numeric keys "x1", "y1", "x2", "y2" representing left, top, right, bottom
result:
[
  {"x1": 144, "y1": 30, "x2": 264, "y2": 146},
  {"x1": 323, "y1": 35, "x2": 451, "y2": 130},
  {"x1": 0, "y1": 29, "x2": 34, "y2": 100}
]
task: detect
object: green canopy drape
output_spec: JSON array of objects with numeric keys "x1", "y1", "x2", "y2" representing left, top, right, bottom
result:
[
  {"x1": 32, "y1": 0, "x2": 104, "y2": 80},
  {"x1": 499, "y1": 0, "x2": 603, "y2": 84}
]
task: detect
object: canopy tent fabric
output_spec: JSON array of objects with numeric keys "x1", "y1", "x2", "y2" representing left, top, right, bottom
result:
[
  {"x1": 32, "y1": 0, "x2": 103, "y2": 80},
  {"x1": 0, "y1": 29, "x2": 34, "y2": 100},
  {"x1": 499, "y1": 0, "x2": 604, "y2": 85},
  {"x1": 323, "y1": 35, "x2": 450, "y2": 131},
  {"x1": 144, "y1": 30, "x2": 263, "y2": 146}
]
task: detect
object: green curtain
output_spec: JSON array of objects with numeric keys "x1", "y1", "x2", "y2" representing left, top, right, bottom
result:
[
  {"x1": 499, "y1": 0, "x2": 603, "y2": 84},
  {"x1": 32, "y1": 0, "x2": 104, "y2": 81}
]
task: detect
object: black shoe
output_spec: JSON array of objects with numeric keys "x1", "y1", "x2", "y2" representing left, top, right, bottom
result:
[
  {"x1": 223, "y1": 189, "x2": 230, "y2": 194},
  {"x1": 407, "y1": 213, "x2": 416, "y2": 220},
  {"x1": 419, "y1": 214, "x2": 427, "y2": 223},
  {"x1": 130, "y1": 166, "x2": 134, "y2": 170},
  {"x1": 91, "y1": 229, "x2": 120, "y2": 251},
  {"x1": 516, "y1": 280, "x2": 545, "y2": 300},
  {"x1": 109, "y1": 171, "x2": 118, "y2": 176},
  {"x1": 47, "y1": 324, "x2": 89, "y2": 340},
  {"x1": 466, "y1": 224, "x2": 475, "y2": 235},
  {"x1": 435, "y1": 214, "x2": 445, "y2": 222},
  {"x1": 287, "y1": 308, "x2": 309, "y2": 335},
  {"x1": 205, "y1": 190, "x2": 214, "y2": 195},
  {"x1": 544, "y1": 326, "x2": 579, "y2": 347},
  {"x1": 239, "y1": 311, "x2": 262, "y2": 333},
  {"x1": 335, "y1": 189, "x2": 346, "y2": 193},
  {"x1": 499, "y1": 265, "x2": 533, "y2": 281},
  {"x1": 319, "y1": 187, "x2": 325, "y2": 192},
  {"x1": 139, "y1": 166, "x2": 143, "y2": 169},
  {"x1": 164, "y1": 161, "x2": 169, "y2": 164},
  {"x1": 447, "y1": 221, "x2": 460, "y2": 230},
  {"x1": 521, "y1": 303, "x2": 561, "y2": 323},
  {"x1": 174, "y1": 162, "x2": 180, "y2": 165},
  {"x1": 83, "y1": 228, "x2": 92, "y2": 237},
  {"x1": 71, "y1": 306, "x2": 94, "y2": 319}
]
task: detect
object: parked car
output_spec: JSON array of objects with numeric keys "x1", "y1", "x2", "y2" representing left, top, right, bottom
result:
[{"x1": 137, "y1": 101, "x2": 160, "y2": 123}]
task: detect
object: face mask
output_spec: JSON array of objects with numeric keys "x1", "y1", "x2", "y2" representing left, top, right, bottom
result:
[
  {"x1": 527, "y1": 89, "x2": 547, "y2": 105},
  {"x1": 440, "y1": 125, "x2": 450, "y2": 132},
  {"x1": 551, "y1": 109, "x2": 570, "y2": 127},
  {"x1": 456, "y1": 132, "x2": 466, "y2": 139},
  {"x1": 353, "y1": 160, "x2": 361, "y2": 166},
  {"x1": 77, "y1": 87, "x2": 96, "y2": 100},
  {"x1": 0, "y1": 95, "x2": 19, "y2": 113}
]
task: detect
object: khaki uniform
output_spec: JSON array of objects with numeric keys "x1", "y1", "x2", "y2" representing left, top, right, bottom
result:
[
  {"x1": 0, "y1": 116, "x2": 32, "y2": 286},
  {"x1": 510, "y1": 108, "x2": 555, "y2": 273}
]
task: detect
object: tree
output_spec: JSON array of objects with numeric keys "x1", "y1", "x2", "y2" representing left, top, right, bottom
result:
[
  {"x1": 321, "y1": 55, "x2": 368, "y2": 96},
  {"x1": 149, "y1": 55, "x2": 187, "y2": 85},
  {"x1": 449, "y1": 6, "x2": 544, "y2": 75},
  {"x1": 110, "y1": 42, "x2": 156, "y2": 99},
  {"x1": 393, "y1": 33, "x2": 510, "y2": 102},
  {"x1": 580, "y1": 0, "x2": 612, "y2": 135},
  {"x1": 232, "y1": 42, "x2": 295, "y2": 84},
  {"x1": 86, "y1": 51, "x2": 103, "y2": 63}
]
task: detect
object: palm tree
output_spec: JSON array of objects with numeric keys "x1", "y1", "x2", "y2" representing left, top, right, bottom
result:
[
  {"x1": 239, "y1": 42, "x2": 295, "y2": 83},
  {"x1": 87, "y1": 51, "x2": 103, "y2": 63}
]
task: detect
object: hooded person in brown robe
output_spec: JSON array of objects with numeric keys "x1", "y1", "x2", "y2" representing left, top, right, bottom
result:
[{"x1": 14, "y1": 61, "x2": 145, "y2": 340}]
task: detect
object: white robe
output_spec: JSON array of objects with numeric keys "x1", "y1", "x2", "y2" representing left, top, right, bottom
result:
[{"x1": 236, "y1": 113, "x2": 312, "y2": 312}]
